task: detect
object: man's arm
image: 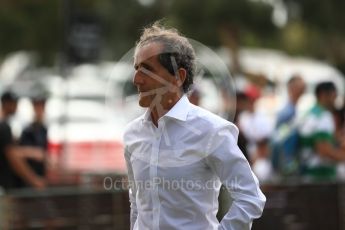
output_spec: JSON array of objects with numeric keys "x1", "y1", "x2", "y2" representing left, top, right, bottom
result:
[
  {"x1": 1, "y1": 123, "x2": 45, "y2": 189},
  {"x1": 205, "y1": 125, "x2": 266, "y2": 230},
  {"x1": 124, "y1": 147, "x2": 138, "y2": 230},
  {"x1": 5, "y1": 146, "x2": 46, "y2": 189},
  {"x1": 315, "y1": 141, "x2": 345, "y2": 161},
  {"x1": 15, "y1": 146, "x2": 45, "y2": 161}
]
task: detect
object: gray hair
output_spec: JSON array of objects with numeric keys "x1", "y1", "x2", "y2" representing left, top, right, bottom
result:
[{"x1": 135, "y1": 22, "x2": 196, "y2": 93}]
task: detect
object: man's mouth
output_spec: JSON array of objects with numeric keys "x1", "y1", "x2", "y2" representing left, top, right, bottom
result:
[{"x1": 138, "y1": 91, "x2": 151, "y2": 97}]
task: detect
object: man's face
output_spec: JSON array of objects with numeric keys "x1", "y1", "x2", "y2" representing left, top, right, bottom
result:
[
  {"x1": 295, "y1": 79, "x2": 306, "y2": 98},
  {"x1": 325, "y1": 90, "x2": 337, "y2": 109},
  {"x1": 3, "y1": 100, "x2": 18, "y2": 116},
  {"x1": 33, "y1": 101, "x2": 45, "y2": 122},
  {"x1": 133, "y1": 42, "x2": 179, "y2": 108},
  {"x1": 289, "y1": 78, "x2": 305, "y2": 100}
]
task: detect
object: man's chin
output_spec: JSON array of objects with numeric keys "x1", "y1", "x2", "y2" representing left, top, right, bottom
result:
[{"x1": 138, "y1": 99, "x2": 150, "y2": 108}]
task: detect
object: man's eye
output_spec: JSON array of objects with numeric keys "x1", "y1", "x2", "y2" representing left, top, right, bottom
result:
[{"x1": 139, "y1": 66, "x2": 151, "y2": 75}]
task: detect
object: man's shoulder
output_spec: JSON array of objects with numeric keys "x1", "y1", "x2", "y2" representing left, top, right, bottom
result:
[
  {"x1": 21, "y1": 123, "x2": 34, "y2": 134},
  {"x1": 0, "y1": 119, "x2": 8, "y2": 126},
  {"x1": 277, "y1": 102, "x2": 295, "y2": 121},
  {"x1": 123, "y1": 114, "x2": 145, "y2": 143},
  {"x1": 0, "y1": 120, "x2": 11, "y2": 133},
  {"x1": 307, "y1": 104, "x2": 329, "y2": 117},
  {"x1": 124, "y1": 114, "x2": 144, "y2": 130},
  {"x1": 189, "y1": 104, "x2": 237, "y2": 131},
  {"x1": 23, "y1": 122, "x2": 47, "y2": 133},
  {"x1": 304, "y1": 105, "x2": 332, "y2": 124},
  {"x1": 0, "y1": 120, "x2": 13, "y2": 146},
  {"x1": 300, "y1": 106, "x2": 334, "y2": 136}
]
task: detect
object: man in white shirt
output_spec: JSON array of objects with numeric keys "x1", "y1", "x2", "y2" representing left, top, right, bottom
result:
[{"x1": 123, "y1": 22, "x2": 266, "y2": 230}]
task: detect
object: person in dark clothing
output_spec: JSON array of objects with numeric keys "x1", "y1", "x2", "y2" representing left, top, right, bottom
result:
[
  {"x1": 234, "y1": 92, "x2": 250, "y2": 162},
  {"x1": 0, "y1": 91, "x2": 19, "y2": 189},
  {"x1": 16, "y1": 95, "x2": 48, "y2": 188},
  {"x1": 0, "y1": 90, "x2": 45, "y2": 191}
]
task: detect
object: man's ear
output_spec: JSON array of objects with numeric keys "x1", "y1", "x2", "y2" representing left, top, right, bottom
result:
[{"x1": 176, "y1": 68, "x2": 187, "y2": 87}]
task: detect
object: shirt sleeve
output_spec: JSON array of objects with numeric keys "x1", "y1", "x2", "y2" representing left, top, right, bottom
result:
[
  {"x1": 124, "y1": 147, "x2": 138, "y2": 230},
  {"x1": 205, "y1": 124, "x2": 266, "y2": 230}
]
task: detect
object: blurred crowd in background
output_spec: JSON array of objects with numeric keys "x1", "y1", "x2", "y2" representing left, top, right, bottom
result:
[
  {"x1": 1, "y1": 0, "x2": 345, "y2": 229},
  {"x1": 0, "y1": 0, "x2": 345, "y2": 191},
  {"x1": 232, "y1": 77, "x2": 345, "y2": 182},
  {"x1": 2, "y1": 57, "x2": 345, "y2": 194}
]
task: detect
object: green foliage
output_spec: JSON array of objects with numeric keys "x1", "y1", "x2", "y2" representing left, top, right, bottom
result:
[
  {"x1": 167, "y1": 0, "x2": 275, "y2": 46},
  {"x1": 0, "y1": 0, "x2": 60, "y2": 64},
  {"x1": 0, "y1": 0, "x2": 344, "y2": 73}
]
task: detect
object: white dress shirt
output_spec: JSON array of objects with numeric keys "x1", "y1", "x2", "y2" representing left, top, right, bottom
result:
[{"x1": 123, "y1": 95, "x2": 266, "y2": 230}]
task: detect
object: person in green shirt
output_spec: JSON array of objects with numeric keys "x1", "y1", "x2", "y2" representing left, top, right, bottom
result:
[{"x1": 299, "y1": 81, "x2": 345, "y2": 179}]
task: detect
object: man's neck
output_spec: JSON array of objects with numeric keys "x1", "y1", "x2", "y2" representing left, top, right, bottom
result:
[
  {"x1": 150, "y1": 94, "x2": 183, "y2": 127},
  {"x1": 316, "y1": 101, "x2": 329, "y2": 110},
  {"x1": 33, "y1": 118, "x2": 44, "y2": 124},
  {"x1": 1, "y1": 111, "x2": 11, "y2": 120}
]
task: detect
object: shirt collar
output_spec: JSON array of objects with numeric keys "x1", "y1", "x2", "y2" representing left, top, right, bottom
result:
[
  {"x1": 314, "y1": 103, "x2": 327, "y2": 111},
  {"x1": 164, "y1": 95, "x2": 191, "y2": 121},
  {"x1": 142, "y1": 95, "x2": 191, "y2": 122}
]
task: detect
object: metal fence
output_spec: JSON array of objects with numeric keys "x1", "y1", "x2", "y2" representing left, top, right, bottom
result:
[
  {"x1": 2, "y1": 181, "x2": 345, "y2": 230},
  {"x1": 0, "y1": 187, "x2": 130, "y2": 230},
  {"x1": 253, "y1": 181, "x2": 345, "y2": 230}
]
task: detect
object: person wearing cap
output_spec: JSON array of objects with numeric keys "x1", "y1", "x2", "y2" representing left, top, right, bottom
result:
[{"x1": 0, "y1": 90, "x2": 45, "y2": 190}]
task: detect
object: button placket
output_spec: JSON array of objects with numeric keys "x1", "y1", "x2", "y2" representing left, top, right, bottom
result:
[{"x1": 150, "y1": 123, "x2": 162, "y2": 230}]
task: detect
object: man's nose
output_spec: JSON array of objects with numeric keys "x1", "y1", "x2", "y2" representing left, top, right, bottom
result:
[{"x1": 133, "y1": 70, "x2": 144, "y2": 86}]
